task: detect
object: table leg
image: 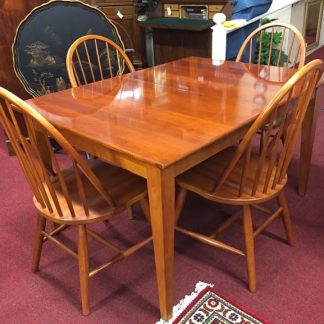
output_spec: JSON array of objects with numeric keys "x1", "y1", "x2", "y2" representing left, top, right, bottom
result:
[
  {"x1": 299, "y1": 85, "x2": 323, "y2": 196},
  {"x1": 147, "y1": 166, "x2": 175, "y2": 320}
]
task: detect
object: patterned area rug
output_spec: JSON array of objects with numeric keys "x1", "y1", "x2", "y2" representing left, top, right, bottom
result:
[{"x1": 157, "y1": 282, "x2": 269, "y2": 324}]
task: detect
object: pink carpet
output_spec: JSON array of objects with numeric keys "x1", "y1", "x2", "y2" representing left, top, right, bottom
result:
[
  {"x1": 1, "y1": 47, "x2": 324, "y2": 323},
  {"x1": 1, "y1": 115, "x2": 324, "y2": 324},
  {"x1": 306, "y1": 45, "x2": 324, "y2": 63}
]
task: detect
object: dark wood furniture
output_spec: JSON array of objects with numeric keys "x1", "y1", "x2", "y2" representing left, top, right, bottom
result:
[
  {"x1": 85, "y1": 0, "x2": 146, "y2": 66},
  {"x1": 175, "y1": 60, "x2": 324, "y2": 292},
  {"x1": 25, "y1": 57, "x2": 309, "y2": 320},
  {"x1": 160, "y1": 0, "x2": 231, "y2": 20},
  {"x1": 0, "y1": 86, "x2": 151, "y2": 315},
  {"x1": 141, "y1": 0, "x2": 231, "y2": 66},
  {"x1": 142, "y1": 18, "x2": 214, "y2": 65}
]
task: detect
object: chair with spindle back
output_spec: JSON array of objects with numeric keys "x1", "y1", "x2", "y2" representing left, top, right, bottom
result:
[
  {"x1": 236, "y1": 22, "x2": 307, "y2": 151},
  {"x1": 236, "y1": 22, "x2": 306, "y2": 69},
  {"x1": 66, "y1": 34, "x2": 138, "y2": 218},
  {"x1": 66, "y1": 34, "x2": 135, "y2": 88},
  {"x1": 175, "y1": 59, "x2": 324, "y2": 292},
  {"x1": 0, "y1": 87, "x2": 151, "y2": 315}
]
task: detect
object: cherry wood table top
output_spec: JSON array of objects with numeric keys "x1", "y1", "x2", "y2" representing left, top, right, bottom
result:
[
  {"x1": 28, "y1": 57, "x2": 290, "y2": 171},
  {"x1": 27, "y1": 57, "x2": 299, "y2": 320}
]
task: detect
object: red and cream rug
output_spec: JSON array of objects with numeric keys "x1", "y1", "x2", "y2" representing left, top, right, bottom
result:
[{"x1": 157, "y1": 282, "x2": 269, "y2": 324}]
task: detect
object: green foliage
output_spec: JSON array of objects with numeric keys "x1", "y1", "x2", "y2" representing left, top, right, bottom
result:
[
  {"x1": 260, "y1": 18, "x2": 275, "y2": 25},
  {"x1": 254, "y1": 18, "x2": 289, "y2": 66}
]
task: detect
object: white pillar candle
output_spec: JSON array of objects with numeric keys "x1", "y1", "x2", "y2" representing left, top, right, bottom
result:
[{"x1": 211, "y1": 13, "x2": 227, "y2": 64}]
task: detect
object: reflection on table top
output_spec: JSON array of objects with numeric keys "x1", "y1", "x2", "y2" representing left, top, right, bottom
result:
[{"x1": 27, "y1": 57, "x2": 290, "y2": 168}]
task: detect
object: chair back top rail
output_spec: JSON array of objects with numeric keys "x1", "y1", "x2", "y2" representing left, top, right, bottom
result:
[
  {"x1": 236, "y1": 22, "x2": 306, "y2": 69},
  {"x1": 66, "y1": 34, "x2": 135, "y2": 88}
]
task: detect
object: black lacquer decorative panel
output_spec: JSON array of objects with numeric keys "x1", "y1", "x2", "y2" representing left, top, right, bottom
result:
[{"x1": 13, "y1": 0, "x2": 124, "y2": 96}]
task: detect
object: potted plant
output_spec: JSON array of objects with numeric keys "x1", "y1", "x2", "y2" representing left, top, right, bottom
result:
[{"x1": 255, "y1": 18, "x2": 289, "y2": 66}]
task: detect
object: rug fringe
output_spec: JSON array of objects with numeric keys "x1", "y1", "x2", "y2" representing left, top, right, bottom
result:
[{"x1": 156, "y1": 282, "x2": 214, "y2": 324}]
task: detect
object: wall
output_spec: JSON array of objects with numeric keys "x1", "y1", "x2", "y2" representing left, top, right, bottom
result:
[{"x1": 266, "y1": 0, "x2": 324, "y2": 53}]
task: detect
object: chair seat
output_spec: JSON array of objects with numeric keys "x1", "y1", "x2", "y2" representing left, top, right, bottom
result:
[
  {"x1": 177, "y1": 147, "x2": 287, "y2": 205},
  {"x1": 34, "y1": 159, "x2": 147, "y2": 224}
]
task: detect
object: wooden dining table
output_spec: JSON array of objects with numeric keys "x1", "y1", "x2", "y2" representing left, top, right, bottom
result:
[{"x1": 26, "y1": 57, "x2": 319, "y2": 320}]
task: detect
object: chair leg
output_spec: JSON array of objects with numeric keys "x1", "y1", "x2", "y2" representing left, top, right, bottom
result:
[
  {"x1": 242, "y1": 205, "x2": 256, "y2": 293},
  {"x1": 210, "y1": 210, "x2": 242, "y2": 238},
  {"x1": 277, "y1": 191, "x2": 295, "y2": 246},
  {"x1": 128, "y1": 201, "x2": 151, "y2": 221},
  {"x1": 32, "y1": 214, "x2": 46, "y2": 273},
  {"x1": 127, "y1": 206, "x2": 134, "y2": 219},
  {"x1": 139, "y1": 198, "x2": 151, "y2": 223},
  {"x1": 175, "y1": 188, "x2": 187, "y2": 224},
  {"x1": 78, "y1": 225, "x2": 90, "y2": 316}
]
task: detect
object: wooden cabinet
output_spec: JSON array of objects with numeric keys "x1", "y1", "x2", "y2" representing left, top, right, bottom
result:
[
  {"x1": 142, "y1": 0, "x2": 231, "y2": 66},
  {"x1": 83, "y1": 1, "x2": 145, "y2": 66},
  {"x1": 162, "y1": 2, "x2": 230, "y2": 19},
  {"x1": 146, "y1": 22, "x2": 214, "y2": 65}
]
